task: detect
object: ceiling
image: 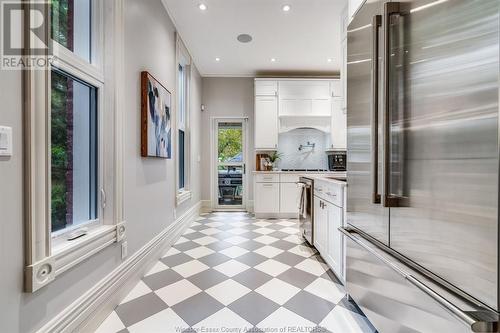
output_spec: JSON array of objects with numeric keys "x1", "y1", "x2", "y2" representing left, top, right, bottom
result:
[{"x1": 162, "y1": 0, "x2": 347, "y2": 77}]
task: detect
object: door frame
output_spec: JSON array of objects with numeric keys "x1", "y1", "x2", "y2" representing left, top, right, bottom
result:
[{"x1": 210, "y1": 117, "x2": 249, "y2": 211}]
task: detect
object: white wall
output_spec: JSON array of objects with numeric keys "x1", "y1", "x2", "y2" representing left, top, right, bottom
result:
[
  {"x1": 123, "y1": 0, "x2": 202, "y2": 254},
  {"x1": 201, "y1": 78, "x2": 255, "y2": 203},
  {"x1": 0, "y1": 0, "x2": 202, "y2": 331}
]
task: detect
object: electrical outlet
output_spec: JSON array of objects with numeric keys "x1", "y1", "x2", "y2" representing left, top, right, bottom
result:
[{"x1": 121, "y1": 241, "x2": 128, "y2": 259}]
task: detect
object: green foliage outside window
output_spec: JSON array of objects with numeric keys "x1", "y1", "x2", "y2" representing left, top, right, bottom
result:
[
  {"x1": 51, "y1": 71, "x2": 70, "y2": 232},
  {"x1": 51, "y1": 0, "x2": 72, "y2": 50},
  {"x1": 218, "y1": 128, "x2": 242, "y2": 162}
]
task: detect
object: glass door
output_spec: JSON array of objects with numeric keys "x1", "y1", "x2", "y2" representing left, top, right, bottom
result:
[{"x1": 215, "y1": 120, "x2": 246, "y2": 210}]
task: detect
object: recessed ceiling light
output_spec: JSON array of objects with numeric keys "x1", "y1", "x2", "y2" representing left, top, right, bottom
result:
[
  {"x1": 215, "y1": 57, "x2": 220, "y2": 62},
  {"x1": 327, "y1": 58, "x2": 333, "y2": 62},
  {"x1": 282, "y1": 4, "x2": 291, "y2": 12},
  {"x1": 270, "y1": 58, "x2": 277, "y2": 62},
  {"x1": 198, "y1": 3, "x2": 207, "y2": 10},
  {"x1": 237, "y1": 34, "x2": 253, "y2": 43}
]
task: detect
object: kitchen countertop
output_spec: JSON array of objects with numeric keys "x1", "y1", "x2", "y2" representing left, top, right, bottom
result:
[
  {"x1": 306, "y1": 175, "x2": 347, "y2": 186},
  {"x1": 253, "y1": 170, "x2": 346, "y2": 175}
]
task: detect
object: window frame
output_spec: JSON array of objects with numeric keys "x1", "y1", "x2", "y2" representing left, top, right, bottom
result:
[
  {"x1": 48, "y1": 60, "x2": 104, "y2": 248},
  {"x1": 23, "y1": 0, "x2": 126, "y2": 292},
  {"x1": 175, "y1": 35, "x2": 192, "y2": 206}
]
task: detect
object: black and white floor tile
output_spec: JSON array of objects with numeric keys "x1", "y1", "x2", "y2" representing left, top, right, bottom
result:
[{"x1": 95, "y1": 212, "x2": 377, "y2": 333}]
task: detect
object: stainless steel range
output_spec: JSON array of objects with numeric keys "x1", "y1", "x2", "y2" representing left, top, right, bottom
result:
[{"x1": 343, "y1": 0, "x2": 499, "y2": 332}]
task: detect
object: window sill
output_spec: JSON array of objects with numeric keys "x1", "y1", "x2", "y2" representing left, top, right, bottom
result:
[
  {"x1": 176, "y1": 190, "x2": 192, "y2": 206},
  {"x1": 52, "y1": 225, "x2": 119, "y2": 276},
  {"x1": 25, "y1": 223, "x2": 126, "y2": 292}
]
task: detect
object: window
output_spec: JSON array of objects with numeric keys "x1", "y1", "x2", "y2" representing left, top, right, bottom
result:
[
  {"x1": 51, "y1": 0, "x2": 92, "y2": 62},
  {"x1": 51, "y1": 69, "x2": 98, "y2": 233},
  {"x1": 176, "y1": 36, "x2": 192, "y2": 205},
  {"x1": 178, "y1": 64, "x2": 187, "y2": 190},
  {"x1": 23, "y1": 1, "x2": 125, "y2": 292},
  {"x1": 50, "y1": 0, "x2": 101, "y2": 236}
]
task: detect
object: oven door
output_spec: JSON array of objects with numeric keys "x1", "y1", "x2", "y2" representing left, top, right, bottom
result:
[{"x1": 298, "y1": 178, "x2": 314, "y2": 244}]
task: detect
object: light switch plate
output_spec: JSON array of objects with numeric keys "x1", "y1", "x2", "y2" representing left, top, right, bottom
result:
[{"x1": 0, "y1": 126, "x2": 12, "y2": 157}]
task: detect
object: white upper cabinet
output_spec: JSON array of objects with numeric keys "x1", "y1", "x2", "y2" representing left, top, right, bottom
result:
[
  {"x1": 330, "y1": 80, "x2": 342, "y2": 98},
  {"x1": 255, "y1": 80, "x2": 278, "y2": 96},
  {"x1": 330, "y1": 97, "x2": 347, "y2": 150},
  {"x1": 279, "y1": 80, "x2": 331, "y2": 99},
  {"x1": 279, "y1": 80, "x2": 334, "y2": 120},
  {"x1": 254, "y1": 78, "x2": 346, "y2": 150},
  {"x1": 255, "y1": 96, "x2": 278, "y2": 150}
]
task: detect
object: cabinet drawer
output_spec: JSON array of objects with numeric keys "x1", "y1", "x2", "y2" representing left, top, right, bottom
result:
[
  {"x1": 315, "y1": 181, "x2": 343, "y2": 207},
  {"x1": 254, "y1": 183, "x2": 280, "y2": 213},
  {"x1": 255, "y1": 173, "x2": 279, "y2": 183}
]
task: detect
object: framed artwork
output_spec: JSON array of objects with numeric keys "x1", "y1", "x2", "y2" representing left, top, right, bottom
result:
[{"x1": 141, "y1": 71, "x2": 172, "y2": 158}]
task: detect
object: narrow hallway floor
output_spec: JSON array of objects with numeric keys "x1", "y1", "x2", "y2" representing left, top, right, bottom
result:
[{"x1": 96, "y1": 212, "x2": 376, "y2": 333}]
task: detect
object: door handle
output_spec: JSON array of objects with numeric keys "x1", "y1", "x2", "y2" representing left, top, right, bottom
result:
[
  {"x1": 371, "y1": 15, "x2": 382, "y2": 204},
  {"x1": 382, "y1": 2, "x2": 408, "y2": 208}
]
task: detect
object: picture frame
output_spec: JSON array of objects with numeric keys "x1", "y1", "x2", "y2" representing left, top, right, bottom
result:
[{"x1": 141, "y1": 71, "x2": 172, "y2": 158}]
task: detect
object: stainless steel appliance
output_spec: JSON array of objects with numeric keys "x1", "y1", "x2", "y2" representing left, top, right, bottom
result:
[
  {"x1": 328, "y1": 151, "x2": 347, "y2": 171},
  {"x1": 298, "y1": 177, "x2": 314, "y2": 244},
  {"x1": 343, "y1": 1, "x2": 499, "y2": 332}
]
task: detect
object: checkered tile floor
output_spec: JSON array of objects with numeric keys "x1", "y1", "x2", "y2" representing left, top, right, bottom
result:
[{"x1": 95, "y1": 212, "x2": 377, "y2": 333}]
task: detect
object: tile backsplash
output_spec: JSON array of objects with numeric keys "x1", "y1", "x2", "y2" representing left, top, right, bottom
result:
[{"x1": 277, "y1": 128, "x2": 329, "y2": 170}]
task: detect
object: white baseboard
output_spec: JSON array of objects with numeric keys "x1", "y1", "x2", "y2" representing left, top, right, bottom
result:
[
  {"x1": 201, "y1": 200, "x2": 212, "y2": 213},
  {"x1": 37, "y1": 201, "x2": 202, "y2": 333},
  {"x1": 247, "y1": 200, "x2": 254, "y2": 213}
]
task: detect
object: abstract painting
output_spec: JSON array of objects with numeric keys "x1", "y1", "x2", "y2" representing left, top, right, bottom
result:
[{"x1": 141, "y1": 71, "x2": 172, "y2": 158}]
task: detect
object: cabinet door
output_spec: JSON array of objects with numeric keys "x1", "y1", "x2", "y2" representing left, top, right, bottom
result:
[
  {"x1": 280, "y1": 182, "x2": 300, "y2": 214},
  {"x1": 330, "y1": 80, "x2": 342, "y2": 98},
  {"x1": 255, "y1": 80, "x2": 278, "y2": 96},
  {"x1": 255, "y1": 97, "x2": 278, "y2": 149},
  {"x1": 330, "y1": 97, "x2": 347, "y2": 149},
  {"x1": 254, "y1": 183, "x2": 280, "y2": 213},
  {"x1": 313, "y1": 198, "x2": 327, "y2": 252},
  {"x1": 280, "y1": 81, "x2": 330, "y2": 99},
  {"x1": 327, "y1": 204, "x2": 343, "y2": 278}
]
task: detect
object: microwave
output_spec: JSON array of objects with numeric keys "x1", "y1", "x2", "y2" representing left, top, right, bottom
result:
[{"x1": 328, "y1": 151, "x2": 346, "y2": 172}]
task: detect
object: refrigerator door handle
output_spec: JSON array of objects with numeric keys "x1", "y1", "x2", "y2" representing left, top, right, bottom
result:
[
  {"x1": 371, "y1": 15, "x2": 382, "y2": 204},
  {"x1": 382, "y1": 2, "x2": 409, "y2": 208}
]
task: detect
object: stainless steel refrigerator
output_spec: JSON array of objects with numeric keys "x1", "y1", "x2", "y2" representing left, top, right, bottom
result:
[{"x1": 342, "y1": 0, "x2": 500, "y2": 332}]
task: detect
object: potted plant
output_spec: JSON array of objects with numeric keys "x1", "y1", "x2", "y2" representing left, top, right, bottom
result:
[{"x1": 267, "y1": 151, "x2": 283, "y2": 171}]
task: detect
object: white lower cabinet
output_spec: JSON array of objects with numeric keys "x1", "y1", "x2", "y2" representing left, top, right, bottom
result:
[
  {"x1": 313, "y1": 180, "x2": 345, "y2": 280},
  {"x1": 326, "y1": 203, "x2": 343, "y2": 276},
  {"x1": 280, "y1": 182, "x2": 301, "y2": 214},
  {"x1": 314, "y1": 197, "x2": 328, "y2": 254},
  {"x1": 254, "y1": 183, "x2": 280, "y2": 214}
]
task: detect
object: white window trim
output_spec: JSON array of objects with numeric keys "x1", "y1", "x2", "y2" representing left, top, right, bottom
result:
[
  {"x1": 175, "y1": 34, "x2": 192, "y2": 206},
  {"x1": 23, "y1": 0, "x2": 126, "y2": 293}
]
